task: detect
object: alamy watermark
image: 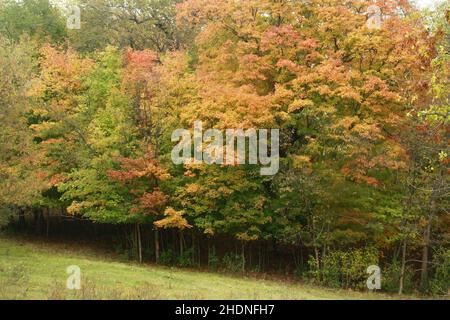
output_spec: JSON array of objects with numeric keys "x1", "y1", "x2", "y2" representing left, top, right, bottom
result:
[
  {"x1": 171, "y1": 121, "x2": 279, "y2": 176},
  {"x1": 66, "y1": 5, "x2": 81, "y2": 30},
  {"x1": 366, "y1": 5, "x2": 382, "y2": 30},
  {"x1": 66, "y1": 265, "x2": 81, "y2": 290},
  {"x1": 366, "y1": 265, "x2": 381, "y2": 290}
]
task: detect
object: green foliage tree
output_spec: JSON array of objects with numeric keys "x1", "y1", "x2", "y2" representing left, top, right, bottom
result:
[
  {"x1": 68, "y1": 0, "x2": 186, "y2": 52},
  {"x1": 0, "y1": 0, "x2": 67, "y2": 44}
]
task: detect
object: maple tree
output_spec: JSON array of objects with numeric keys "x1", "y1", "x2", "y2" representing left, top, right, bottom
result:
[
  {"x1": 172, "y1": 0, "x2": 439, "y2": 269},
  {"x1": 0, "y1": 35, "x2": 44, "y2": 211}
]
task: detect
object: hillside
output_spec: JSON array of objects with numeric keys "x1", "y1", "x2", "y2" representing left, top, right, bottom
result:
[{"x1": 0, "y1": 236, "x2": 410, "y2": 300}]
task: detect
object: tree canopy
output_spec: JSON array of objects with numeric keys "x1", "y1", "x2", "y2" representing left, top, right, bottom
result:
[{"x1": 0, "y1": 0, "x2": 448, "y2": 295}]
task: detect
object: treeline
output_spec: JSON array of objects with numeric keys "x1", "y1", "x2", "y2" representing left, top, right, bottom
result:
[{"x1": 0, "y1": 0, "x2": 448, "y2": 295}]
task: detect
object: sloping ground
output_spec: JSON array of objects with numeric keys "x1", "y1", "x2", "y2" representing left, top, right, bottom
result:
[{"x1": 0, "y1": 236, "x2": 412, "y2": 300}]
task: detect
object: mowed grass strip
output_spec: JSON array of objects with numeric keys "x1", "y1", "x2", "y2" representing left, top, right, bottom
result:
[{"x1": 0, "y1": 236, "x2": 410, "y2": 300}]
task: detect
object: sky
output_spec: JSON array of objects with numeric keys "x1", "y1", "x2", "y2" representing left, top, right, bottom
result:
[{"x1": 415, "y1": 0, "x2": 446, "y2": 9}]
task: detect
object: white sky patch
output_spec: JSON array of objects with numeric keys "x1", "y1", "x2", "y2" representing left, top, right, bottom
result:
[{"x1": 415, "y1": 0, "x2": 446, "y2": 9}]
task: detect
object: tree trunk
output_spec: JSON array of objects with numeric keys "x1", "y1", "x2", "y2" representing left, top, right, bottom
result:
[
  {"x1": 300, "y1": 246, "x2": 304, "y2": 267},
  {"x1": 136, "y1": 223, "x2": 142, "y2": 264},
  {"x1": 39, "y1": 209, "x2": 45, "y2": 235},
  {"x1": 258, "y1": 244, "x2": 262, "y2": 271},
  {"x1": 314, "y1": 247, "x2": 320, "y2": 270},
  {"x1": 154, "y1": 229, "x2": 160, "y2": 263},
  {"x1": 179, "y1": 230, "x2": 184, "y2": 257},
  {"x1": 191, "y1": 232, "x2": 196, "y2": 265},
  {"x1": 18, "y1": 208, "x2": 26, "y2": 230},
  {"x1": 45, "y1": 208, "x2": 50, "y2": 238},
  {"x1": 207, "y1": 238, "x2": 211, "y2": 268},
  {"x1": 399, "y1": 239, "x2": 407, "y2": 295},
  {"x1": 420, "y1": 216, "x2": 432, "y2": 292},
  {"x1": 249, "y1": 243, "x2": 252, "y2": 269},
  {"x1": 241, "y1": 242, "x2": 245, "y2": 273},
  {"x1": 33, "y1": 208, "x2": 40, "y2": 234},
  {"x1": 420, "y1": 197, "x2": 435, "y2": 293},
  {"x1": 197, "y1": 236, "x2": 201, "y2": 266}
]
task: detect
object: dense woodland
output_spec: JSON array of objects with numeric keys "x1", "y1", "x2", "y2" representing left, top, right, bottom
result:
[{"x1": 0, "y1": 0, "x2": 448, "y2": 295}]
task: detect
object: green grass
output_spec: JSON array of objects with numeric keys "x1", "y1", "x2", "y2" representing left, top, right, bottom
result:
[{"x1": 0, "y1": 236, "x2": 415, "y2": 300}]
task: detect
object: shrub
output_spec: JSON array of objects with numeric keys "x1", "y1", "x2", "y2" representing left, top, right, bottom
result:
[
  {"x1": 308, "y1": 254, "x2": 340, "y2": 288},
  {"x1": 142, "y1": 247, "x2": 154, "y2": 261},
  {"x1": 159, "y1": 248, "x2": 176, "y2": 266},
  {"x1": 114, "y1": 244, "x2": 132, "y2": 262},
  {"x1": 208, "y1": 247, "x2": 219, "y2": 270},
  {"x1": 294, "y1": 264, "x2": 309, "y2": 281},
  {"x1": 308, "y1": 248, "x2": 379, "y2": 290},
  {"x1": 382, "y1": 260, "x2": 414, "y2": 294},
  {"x1": 177, "y1": 248, "x2": 195, "y2": 268},
  {"x1": 222, "y1": 253, "x2": 244, "y2": 273},
  {"x1": 0, "y1": 206, "x2": 13, "y2": 228},
  {"x1": 429, "y1": 248, "x2": 450, "y2": 296}
]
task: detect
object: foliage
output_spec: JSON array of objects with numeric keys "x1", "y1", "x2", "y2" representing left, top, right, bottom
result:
[
  {"x1": 0, "y1": 35, "x2": 44, "y2": 208},
  {"x1": 177, "y1": 247, "x2": 195, "y2": 267},
  {"x1": 69, "y1": 0, "x2": 186, "y2": 53},
  {"x1": 159, "y1": 248, "x2": 176, "y2": 266},
  {"x1": 382, "y1": 260, "x2": 414, "y2": 294},
  {"x1": 0, "y1": 0, "x2": 66, "y2": 44},
  {"x1": 429, "y1": 248, "x2": 450, "y2": 296},
  {"x1": 208, "y1": 246, "x2": 220, "y2": 271},
  {"x1": 308, "y1": 248, "x2": 379, "y2": 290},
  {"x1": 222, "y1": 253, "x2": 245, "y2": 273},
  {"x1": 0, "y1": 0, "x2": 447, "y2": 295}
]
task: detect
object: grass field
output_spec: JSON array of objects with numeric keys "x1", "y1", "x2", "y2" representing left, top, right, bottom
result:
[{"x1": 0, "y1": 235, "x2": 415, "y2": 300}]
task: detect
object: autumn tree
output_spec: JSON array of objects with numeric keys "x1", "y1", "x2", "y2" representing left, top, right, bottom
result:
[
  {"x1": 399, "y1": 2, "x2": 449, "y2": 293},
  {"x1": 0, "y1": 0, "x2": 446, "y2": 292},
  {"x1": 171, "y1": 0, "x2": 435, "y2": 269},
  {"x1": 0, "y1": 35, "x2": 45, "y2": 226}
]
